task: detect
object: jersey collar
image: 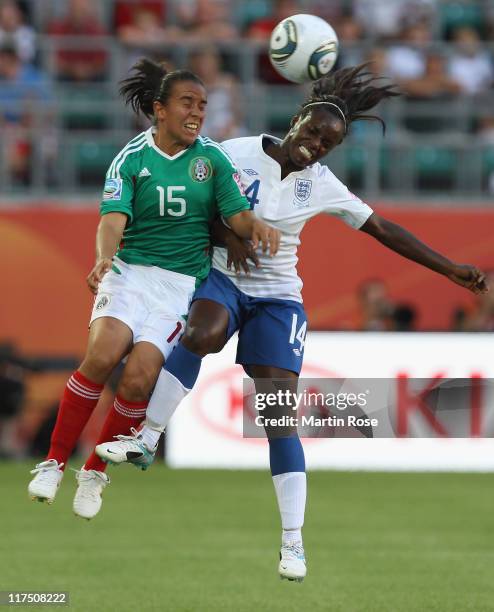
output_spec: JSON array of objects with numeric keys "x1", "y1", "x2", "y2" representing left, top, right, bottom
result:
[{"x1": 146, "y1": 127, "x2": 193, "y2": 160}]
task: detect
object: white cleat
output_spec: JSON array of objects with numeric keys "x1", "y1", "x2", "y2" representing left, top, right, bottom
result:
[
  {"x1": 73, "y1": 468, "x2": 110, "y2": 520},
  {"x1": 28, "y1": 459, "x2": 64, "y2": 504},
  {"x1": 95, "y1": 427, "x2": 156, "y2": 471},
  {"x1": 279, "y1": 542, "x2": 307, "y2": 582}
]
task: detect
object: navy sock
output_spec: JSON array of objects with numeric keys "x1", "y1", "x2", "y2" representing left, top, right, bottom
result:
[
  {"x1": 268, "y1": 435, "x2": 306, "y2": 476},
  {"x1": 165, "y1": 343, "x2": 202, "y2": 389}
]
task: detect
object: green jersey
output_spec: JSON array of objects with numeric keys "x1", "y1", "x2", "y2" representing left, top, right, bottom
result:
[{"x1": 100, "y1": 128, "x2": 249, "y2": 281}]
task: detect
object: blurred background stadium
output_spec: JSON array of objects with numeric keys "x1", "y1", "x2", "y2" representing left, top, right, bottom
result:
[{"x1": 1, "y1": 2, "x2": 494, "y2": 609}]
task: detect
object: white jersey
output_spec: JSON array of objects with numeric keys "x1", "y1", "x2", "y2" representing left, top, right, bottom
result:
[{"x1": 212, "y1": 134, "x2": 373, "y2": 302}]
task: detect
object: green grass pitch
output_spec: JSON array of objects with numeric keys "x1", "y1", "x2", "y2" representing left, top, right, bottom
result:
[{"x1": 3, "y1": 461, "x2": 494, "y2": 612}]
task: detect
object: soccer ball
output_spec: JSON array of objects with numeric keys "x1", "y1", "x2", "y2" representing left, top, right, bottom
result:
[{"x1": 269, "y1": 14, "x2": 339, "y2": 84}]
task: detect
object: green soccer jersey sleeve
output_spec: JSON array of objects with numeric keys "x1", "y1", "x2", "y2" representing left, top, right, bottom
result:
[
  {"x1": 208, "y1": 143, "x2": 250, "y2": 219},
  {"x1": 99, "y1": 139, "x2": 140, "y2": 222}
]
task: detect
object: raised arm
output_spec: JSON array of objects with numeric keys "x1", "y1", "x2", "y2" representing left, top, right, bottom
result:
[
  {"x1": 87, "y1": 212, "x2": 128, "y2": 294},
  {"x1": 360, "y1": 213, "x2": 487, "y2": 294}
]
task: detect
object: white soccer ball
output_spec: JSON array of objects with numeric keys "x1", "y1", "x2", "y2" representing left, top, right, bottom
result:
[{"x1": 269, "y1": 14, "x2": 339, "y2": 84}]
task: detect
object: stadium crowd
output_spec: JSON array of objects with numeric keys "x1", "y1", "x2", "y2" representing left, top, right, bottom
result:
[{"x1": 0, "y1": 0, "x2": 494, "y2": 192}]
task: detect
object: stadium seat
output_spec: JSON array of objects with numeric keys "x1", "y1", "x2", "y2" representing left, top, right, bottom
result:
[
  {"x1": 57, "y1": 85, "x2": 111, "y2": 130},
  {"x1": 439, "y1": 2, "x2": 483, "y2": 38},
  {"x1": 265, "y1": 86, "x2": 305, "y2": 134},
  {"x1": 414, "y1": 146, "x2": 457, "y2": 190},
  {"x1": 74, "y1": 141, "x2": 116, "y2": 186},
  {"x1": 482, "y1": 147, "x2": 494, "y2": 191},
  {"x1": 345, "y1": 147, "x2": 367, "y2": 190}
]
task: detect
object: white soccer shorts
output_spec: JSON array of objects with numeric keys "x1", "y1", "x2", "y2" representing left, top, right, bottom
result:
[{"x1": 90, "y1": 257, "x2": 195, "y2": 359}]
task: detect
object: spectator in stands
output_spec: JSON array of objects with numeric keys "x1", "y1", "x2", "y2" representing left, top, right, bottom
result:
[
  {"x1": 306, "y1": 0, "x2": 344, "y2": 25},
  {"x1": 478, "y1": 115, "x2": 494, "y2": 145},
  {"x1": 245, "y1": 0, "x2": 301, "y2": 84},
  {"x1": 177, "y1": 0, "x2": 238, "y2": 42},
  {"x1": 452, "y1": 270, "x2": 494, "y2": 331},
  {"x1": 448, "y1": 27, "x2": 494, "y2": 96},
  {"x1": 366, "y1": 47, "x2": 391, "y2": 78},
  {"x1": 335, "y1": 13, "x2": 367, "y2": 68},
  {"x1": 188, "y1": 45, "x2": 247, "y2": 141},
  {"x1": 399, "y1": 51, "x2": 461, "y2": 99},
  {"x1": 386, "y1": 19, "x2": 432, "y2": 81},
  {"x1": 47, "y1": 0, "x2": 108, "y2": 82},
  {"x1": 245, "y1": 0, "x2": 299, "y2": 39},
  {"x1": 0, "y1": 44, "x2": 53, "y2": 184},
  {"x1": 356, "y1": 279, "x2": 395, "y2": 331},
  {"x1": 116, "y1": 2, "x2": 182, "y2": 48},
  {"x1": 354, "y1": 0, "x2": 435, "y2": 40},
  {"x1": 0, "y1": 0, "x2": 35, "y2": 64},
  {"x1": 391, "y1": 303, "x2": 417, "y2": 331},
  {"x1": 114, "y1": 0, "x2": 166, "y2": 31}
]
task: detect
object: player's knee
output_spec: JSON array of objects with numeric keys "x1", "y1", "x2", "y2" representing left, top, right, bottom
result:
[
  {"x1": 182, "y1": 325, "x2": 225, "y2": 355},
  {"x1": 81, "y1": 350, "x2": 120, "y2": 380},
  {"x1": 118, "y1": 367, "x2": 155, "y2": 402}
]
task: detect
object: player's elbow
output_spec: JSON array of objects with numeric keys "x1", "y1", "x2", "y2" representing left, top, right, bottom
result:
[{"x1": 361, "y1": 213, "x2": 391, "y2": 242}]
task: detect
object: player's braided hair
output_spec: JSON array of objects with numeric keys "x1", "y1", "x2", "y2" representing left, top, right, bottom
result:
[
  {"x1": 119, "y1": 58, "x2": 204, "y2": 119},
  {"x1": 300, "y1": 63, "x2": 400, "y2": 134}
]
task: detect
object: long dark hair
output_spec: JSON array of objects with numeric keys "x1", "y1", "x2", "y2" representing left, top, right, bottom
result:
[
  {"x1": 119, "y1": 58, "x2": 204, "y2": 119},
  {"x1": 300, "y1": 63, "x2": 400, "y2": 134}
]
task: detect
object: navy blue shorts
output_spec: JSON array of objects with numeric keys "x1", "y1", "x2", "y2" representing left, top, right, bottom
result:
[{"x1": 193, "y1": 269, "x2": 307, "y2": 375}]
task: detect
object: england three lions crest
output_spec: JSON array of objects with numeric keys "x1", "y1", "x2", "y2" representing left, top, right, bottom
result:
[{"x1": 294, "y1": 178, "x2": 312, "y2": 207}]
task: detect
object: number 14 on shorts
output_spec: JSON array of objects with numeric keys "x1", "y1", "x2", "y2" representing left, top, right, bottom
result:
[{"x1": 289, "y1": 314, "x2": 306, "y2": 356}]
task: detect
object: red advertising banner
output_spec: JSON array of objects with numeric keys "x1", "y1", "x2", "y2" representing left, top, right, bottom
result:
[{"x1": 1, "y1": 204, "x2": 493, "y2": 356}]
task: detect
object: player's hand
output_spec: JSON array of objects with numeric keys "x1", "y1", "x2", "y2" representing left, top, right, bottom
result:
[
  {"x1": 251, "y1": 219, "x2": 280, "y2": 256},
  {"x1": 225, "y1": 234, "x2": 260, "y2": 275},
  {"x1": 447, "y1": 264, "x2": 488, "y2": 294},
  {"x1": 87, "y1": 257, "x2": 113, "y2": 294}
]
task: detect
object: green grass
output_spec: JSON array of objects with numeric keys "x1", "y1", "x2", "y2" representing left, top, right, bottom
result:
[{"x1": 4, "y1": 462, "x2": 494, "y2": 612}]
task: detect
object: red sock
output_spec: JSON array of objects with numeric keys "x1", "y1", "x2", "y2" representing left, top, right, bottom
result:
[
  {"x1": 84, "y1": 395, "x2": 148, "y2": 472},
  {"x1": 47, "y1": 371, "x2": 104, "y2": 468}
]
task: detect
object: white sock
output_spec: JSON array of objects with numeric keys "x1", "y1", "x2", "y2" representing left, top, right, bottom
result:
[
  {"x1": 282, "y1": 528, "x2": 302, "y2": 545},
  {"x1": 146, "y1": 368, "x2": 190, "y2": 430},
  {"x1": 272, "y1": 471, "x2": 306, "y2": 542},
  {"x1": 139, "y1": 426, "x2": 161, "y2": 450}
]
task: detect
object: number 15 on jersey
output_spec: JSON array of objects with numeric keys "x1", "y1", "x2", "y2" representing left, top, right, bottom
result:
[{"x1": 157, "y1": 186, "x2": 186, "y2": 217}]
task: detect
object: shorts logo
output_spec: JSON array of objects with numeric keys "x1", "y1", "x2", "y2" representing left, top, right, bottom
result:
[
  {"x1": 103, "y1": 178, "x2": 123, "y2": 200},
  {"x1": 232, "y1": 172, "x2": 246, "y2": 195},
  {"x1": 95, "y1": 294, "x2": 111, "y2": 310},
  {"x1": 189, "y1": 157, "x2": 212, "y2": 183},
  {"x1": 294, "y1": 179, "x2": 312, "y2": 207}
]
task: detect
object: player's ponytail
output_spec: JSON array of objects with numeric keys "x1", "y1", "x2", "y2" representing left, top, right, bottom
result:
[
  {"x1": 301, "y1": 63, "x2": 400, "y2": 134},
  {"x1": 119, "y1": 58, "x2": 204, "y2": 119}
]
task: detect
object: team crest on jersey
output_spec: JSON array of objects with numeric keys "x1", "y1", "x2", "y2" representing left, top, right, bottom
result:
[
  {"x1": 294, "y1": 179, "x2": 312, "y2": 205},
  {"x1": 95, "y1": 294, "x2": 111, "y2": 311},
  {"x1": 103, "y1": 178, "x2": 122, "y2": 200},
  {"x1": 189, "y1": 157, "x2": 212, "y2": 183}
]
